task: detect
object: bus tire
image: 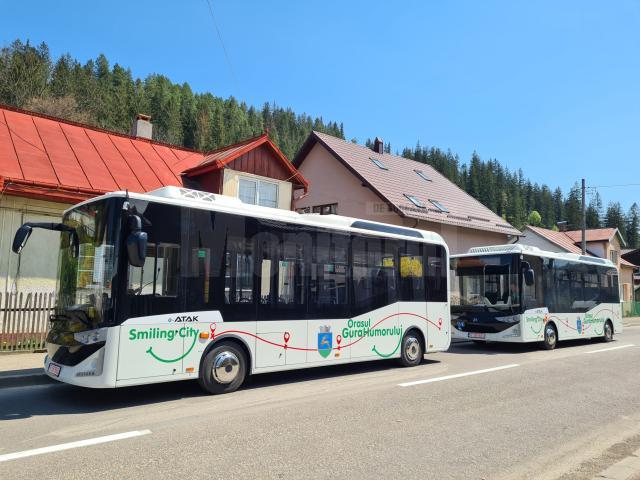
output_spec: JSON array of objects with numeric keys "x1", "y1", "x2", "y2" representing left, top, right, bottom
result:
[
  {"x1": 399, "y1": 330, "x2": 423, "y2": 367},
  {"x1": 543, "y1": 323, "x2": 557, "y2": 350},
  {"x1": 602, "y1": 320, "x2": 614, "y2": 343},
  {"x1": 198, "y1": 341, "x2": 247, "y2": 395}
]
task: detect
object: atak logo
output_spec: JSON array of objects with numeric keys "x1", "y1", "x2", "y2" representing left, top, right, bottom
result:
[
  {"x1": 168, "y1": 315, "x2": 199, "y2": 323},
  {"x1": 317, "y1": 325, "x2": 332, "y2": 358},
  {"x1": 576, "y1": 317, "x2": 582, "y2": 334}
]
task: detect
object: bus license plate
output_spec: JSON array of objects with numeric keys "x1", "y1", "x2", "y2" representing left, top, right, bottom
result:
[
  {"x1": 48, "y1": 363, "x2": 61, "y2": 377},
  {"x1": 468, "y1": 332, "x2": 485, "y2": 339}
]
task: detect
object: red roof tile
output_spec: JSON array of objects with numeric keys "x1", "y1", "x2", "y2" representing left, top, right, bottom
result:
[
  {"x1": 564, "y1": 228, "x2": 624, "y2": 245},
  {"x1": 525, "y1": 226, "x2": 585, "y2": 254},
  {"x1": 0, "y1": 104, "x2": 205, "y2": 202},
  {"x1": 295, "y1": 131, "x2": 520, "y2": 236}
]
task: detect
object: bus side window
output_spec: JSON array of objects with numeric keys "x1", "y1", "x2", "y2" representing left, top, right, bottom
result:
[
  {"x1": 522, "y1": 256, "x2": 543, "y2": 309},
  {"x1": 351, "y1": 236, "x2": 398, "y2": 316},
  {"x1": 309, "y1": 231, "x2": 349, "y2": 318},
  {"x1": 398, "y1": 241, "x2": 425, "y2": 302},
  {"x1": 258, "y1": 224, "x2": 311, "y2": 320},
  {"x1": 217, "y1": 213, "x2": 258, "y2": 321},
  {"x1": 425, "y1": 244, "x2": 447, "y2": 302}
]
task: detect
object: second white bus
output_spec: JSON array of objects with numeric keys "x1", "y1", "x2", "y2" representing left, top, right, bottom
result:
[{"x1": 450, "y1": 244, "x2": 622, "y2": 349}]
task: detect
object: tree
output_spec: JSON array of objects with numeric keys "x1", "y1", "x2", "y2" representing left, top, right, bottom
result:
[
  {"x1": 604, "y1": 202, "x2": 627, "y2": 243},
  {"x1": 585, "y1": 191, "x2": 603, "y2": 229},
  {"x1": 527, "y1": 210, "x2": 542, "y2": 227},
  {"x1": 627, "y1": 203, "x2": 640, "y2": 249},
  {"x1": 0, "y1": 40, "x2": 51, "y2": 107},
  {"x1": 564, "y1": 183, "x2": 582, "y2": 230},
  {"x1": 23, "y1": 95, "x2": 93, "y2": 124}
]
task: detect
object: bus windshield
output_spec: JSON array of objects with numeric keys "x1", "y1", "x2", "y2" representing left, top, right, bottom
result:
[
  {"x1": 54, "y1": 199, "x2": 120, "y2": 331},
  {"x1": 451, "y1": 254, "x2": 521, "y2": 313}
]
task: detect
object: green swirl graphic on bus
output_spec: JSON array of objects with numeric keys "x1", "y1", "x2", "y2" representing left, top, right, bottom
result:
[{"x1": 128, "y1": 327, "x2": 198, "y2": 363}]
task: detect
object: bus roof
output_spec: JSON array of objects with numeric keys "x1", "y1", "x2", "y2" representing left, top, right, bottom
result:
[
  {"x1": 67, "y1": 186, "x2": 447, "y2": 246},
  {"x1": 452, "y1": 243, "x2": 616, "y2": 268}
]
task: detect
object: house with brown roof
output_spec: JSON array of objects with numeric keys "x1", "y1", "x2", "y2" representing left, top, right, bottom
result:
[
  {"x1": 0, "y1": 105, "x2": 307, "y2": 295},
  {"x1": 292, "y1": 131, "x2": 521, "y2": 254},
  {"x1": 518, "y1": 226, "x2": 637, "y2": 302}
]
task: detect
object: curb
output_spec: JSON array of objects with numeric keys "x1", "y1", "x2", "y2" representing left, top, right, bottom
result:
[{"x1": 0, "y1": 368, "x2": 54, "y2": 389}]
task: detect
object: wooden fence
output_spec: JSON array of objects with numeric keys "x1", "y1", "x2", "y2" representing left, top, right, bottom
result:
[{"x1": 0, "y1": 292, "x2": 55, "y2": 352}]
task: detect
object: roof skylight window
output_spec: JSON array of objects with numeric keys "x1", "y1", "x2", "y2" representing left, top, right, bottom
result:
[
  {"x1": 429, "y1": 199, "x2": 449, "y2": 213},
  {"x1": 414, "y1": 170, "x2": 432, "y2": 182},
  {"x1": 370, "y1": 157, "x2": 388, "y2": 170},
  {"x1": 404, "y1": 193, "x2": 425, "y2": 208}
]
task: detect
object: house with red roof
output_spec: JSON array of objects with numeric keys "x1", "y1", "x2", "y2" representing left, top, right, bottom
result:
[
  {"x1": 518, "y1": 225, "x2": 638, "y2": 302},
  {"x1": 0, "y1": 105, "x2": 307, "y2": 294},
  {"x1": 293, "y1": 131, "x2": 521, "y2": 254}
]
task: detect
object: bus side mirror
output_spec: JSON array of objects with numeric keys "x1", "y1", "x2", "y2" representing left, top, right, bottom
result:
[
  {"x1": 127, "y1": 231, "x2": 148, "y2": 267},
  {"x1": 12, "y1": 225, "x2": 33, "y2": 254},
  {"x1": 524, "y1": 268, "x2": 535, "y2": 286},
  {"x1": 126, "y1": 214, "x2": 147, "y2": 267}
]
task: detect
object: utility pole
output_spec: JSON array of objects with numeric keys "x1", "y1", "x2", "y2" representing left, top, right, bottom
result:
[{"x1": 581, "y1": 178, "x2": 586, "y2": 254}]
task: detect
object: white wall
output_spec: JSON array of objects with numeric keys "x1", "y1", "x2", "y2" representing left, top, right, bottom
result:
[
  {"x1": 517, "y1": 231, "x2": 566, "y2": 253},
  {"x1": 0, "y1": 195, "x2": 68, "y2": 294}
]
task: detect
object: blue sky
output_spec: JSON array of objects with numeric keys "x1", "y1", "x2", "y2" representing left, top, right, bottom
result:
[{"x1": 2, "y1": 0, "x2": 639, "y2": 211}]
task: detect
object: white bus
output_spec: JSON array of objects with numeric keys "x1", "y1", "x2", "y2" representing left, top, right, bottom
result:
[
  {"x1": 450, "y1": 244, "x2": 622, "y2": 349},
  {"x1": 13, "y1": 186, "x2": 450, "y2": 394}
]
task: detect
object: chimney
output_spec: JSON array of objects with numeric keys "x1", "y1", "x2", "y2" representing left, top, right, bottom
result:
[
  {"x1": 373, "y1": 137, "x2": 384, "y2": 154},
  {"x1": 131, "y1": 114, "x2": 153, "y2": 139}
]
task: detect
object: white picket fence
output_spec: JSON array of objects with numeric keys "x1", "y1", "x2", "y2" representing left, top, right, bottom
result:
[{"x1": 0, "y1": 291, "x2": 55, "y2": 352}]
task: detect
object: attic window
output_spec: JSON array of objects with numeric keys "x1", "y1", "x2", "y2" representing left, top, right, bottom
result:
[
  {"x1": 414, "y1": 170, "x2": 432, "y2": 182},
  {"x1": 404, "y1": 194, "x2": 425, "y2": 208},
  {"x1": 370, "y1": 157, "x2": 388, "y2": 170},
  {"x1": 429, "y1": 199, "x2": 449, "y2": 213}
]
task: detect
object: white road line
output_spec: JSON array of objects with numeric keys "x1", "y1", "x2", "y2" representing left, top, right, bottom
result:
[
  {"x1": 398, "y1": 364, "x2": 520, "y2": 387},
  {"x1": 0, "y1": 430, "x2": 151, "y2": 463},
  {"x1": 584, "y1": 344, "x2": 636, "y2": 355}
]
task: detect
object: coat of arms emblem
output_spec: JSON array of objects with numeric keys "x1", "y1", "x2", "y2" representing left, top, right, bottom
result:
[{"x1": 317, "y1": 325, "x2": 333, "y2": 358}]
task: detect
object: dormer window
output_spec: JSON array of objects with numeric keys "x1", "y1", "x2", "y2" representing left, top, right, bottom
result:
[
  {"x1": 404, "y1": 194, "x2": 425, "y2": 208},
  {"x1": 414, "y1": 170, "x2": 432, "y2": 182},
  {"x1": 429, "y1": 199, "x2": 449, "y2": 213},
  {"x1": 370, "y1": 157, "x2": 388, "y2": 170}
]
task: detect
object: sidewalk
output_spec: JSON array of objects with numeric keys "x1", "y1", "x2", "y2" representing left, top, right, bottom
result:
[{"x1": 0, "y1": 352, "x2": 52, "y2": 389}]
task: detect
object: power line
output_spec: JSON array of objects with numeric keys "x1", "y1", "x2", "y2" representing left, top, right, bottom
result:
[
  {"x1": 589, "y1": 183, "x2": 640, "y2": 189},
  {"x1": 204, "y1": 0, "x2": 239, "y2": 89}
]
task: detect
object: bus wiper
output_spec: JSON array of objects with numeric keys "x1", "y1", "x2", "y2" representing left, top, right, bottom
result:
[{"x1": 13, "y1": 222, "x2": 79, "y2": 256}]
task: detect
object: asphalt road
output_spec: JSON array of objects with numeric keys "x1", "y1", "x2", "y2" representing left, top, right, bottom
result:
[{"x1": 1, "y1": 328, "x2": 639, "y2": 480}]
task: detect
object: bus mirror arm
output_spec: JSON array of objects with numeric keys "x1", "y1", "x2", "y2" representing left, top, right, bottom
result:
[{"x1": 12, "y1": 222, "x2": 79, "y2": 256}]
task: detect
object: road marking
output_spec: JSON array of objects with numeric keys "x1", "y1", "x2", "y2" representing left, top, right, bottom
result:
[
  {"x1": 398, "y1": 364, "x2": 520, "y2": 387},
  {"x1": 584, "y1": 344, "x2": 636, "y2": 355},
  {"x1": 0, "y1": 430, "x2": 151, "y2": 463}
]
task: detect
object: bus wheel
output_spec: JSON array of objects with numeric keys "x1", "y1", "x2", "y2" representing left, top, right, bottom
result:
[
  {"x1": 400, "y1": 331, "x2": 423, "y2": 367},
  {"x1": 543, "y1": 324, "x2": 557, "y2": 350},
  {"x1": 199, "y1": 342, "x2": 247, "y2": 395},
  {"x1": 602, "y1": 320, "x2": 614, "y2": 343}
]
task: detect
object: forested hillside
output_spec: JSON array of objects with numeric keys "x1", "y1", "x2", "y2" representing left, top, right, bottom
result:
[{"x1": 0, "y1": 39, "x2": 637, "y2": 246}]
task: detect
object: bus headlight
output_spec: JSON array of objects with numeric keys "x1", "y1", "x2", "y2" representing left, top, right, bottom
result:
[{"x1": 74, "y1": 328, "x2": 108, "y2": 345}]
